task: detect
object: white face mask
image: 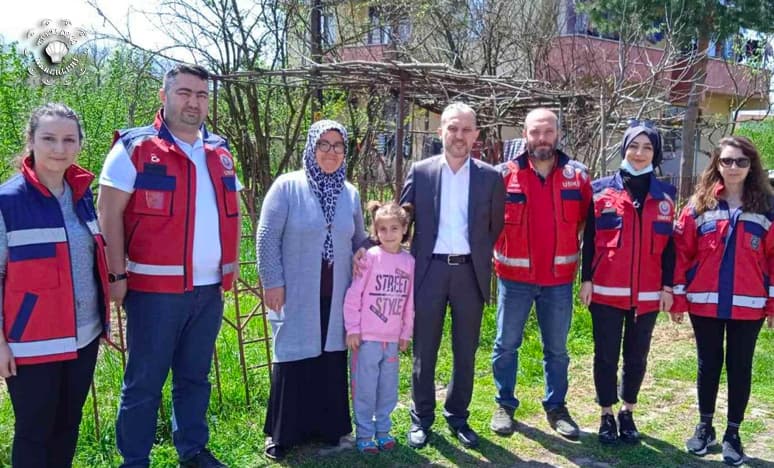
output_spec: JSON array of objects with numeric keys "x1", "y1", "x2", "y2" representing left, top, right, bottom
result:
[{"x1": 620, "y1": 159, "x2": 653, "y2": 176}]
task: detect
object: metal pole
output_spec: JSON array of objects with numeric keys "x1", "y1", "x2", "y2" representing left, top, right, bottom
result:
[{"x1": 600, "y1": 93, "x2": 606, "y2": 175}]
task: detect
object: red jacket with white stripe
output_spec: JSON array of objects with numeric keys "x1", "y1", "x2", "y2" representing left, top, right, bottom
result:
[
  {"x1": 115, "y1": 110, "x2": 240, "y2": 293},
  {"x1": 0, "y1": 158, "x2": 110, "y2": 365},
  {"x1": 494, "y1": 151, "x2": 591, "y2": 283},
  {"x1": 589, "y1": 173, "x2": 675, "y2": 314},
  {"x1": 673, "y1": 188, "x2": 774, "y2": 320}
]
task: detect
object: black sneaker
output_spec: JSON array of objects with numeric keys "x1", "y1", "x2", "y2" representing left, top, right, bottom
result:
[
  {"x1": 546, "y1": 405, "x2": 580, "y2": 440},
  {"x1": 617, "y1": 410, "x2": 640, "y2": 443},
  {"x1": 722, "y1": 433, "x2": 745, "y2": 466},
  {"x1": 598, "y1": 413, "x2": 618, "y2": 445},
  {"x1": 685, "y1": 423, "x2": 717, "y2": 456},
  {"x1": 179, "y1": 447, "x2": 227, "y2": 467}
]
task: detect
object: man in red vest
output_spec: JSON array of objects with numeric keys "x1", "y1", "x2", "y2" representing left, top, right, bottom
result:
[
  {"x1": 98, "y1": 64, "x2": 240, "y2": 468},
  {"x1": 489, "y1": 109, "x2": 591, "y2": 439}
]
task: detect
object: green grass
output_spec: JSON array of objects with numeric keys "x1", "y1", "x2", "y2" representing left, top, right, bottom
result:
[{"x1": 0, "y1": 288, "x2": 772, "y2": 467}]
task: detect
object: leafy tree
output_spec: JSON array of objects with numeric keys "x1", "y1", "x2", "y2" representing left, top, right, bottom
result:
[
  {"x1": 0, "y1": 44, "x2": 44, "y2": 179},
  {"x1": 579, "y1": 0, "x2": 774, "y2": 200},
  {"x1": 736, "y1": 119, "x2": 774, "y2": 169},
  {"x1": 0, "y1": 44, "x2": 160, "y2": 179}
]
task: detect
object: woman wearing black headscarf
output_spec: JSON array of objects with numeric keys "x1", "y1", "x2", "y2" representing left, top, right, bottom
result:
[{"x1": 579, "y1": 121, "x2": 676, "y2": 445}]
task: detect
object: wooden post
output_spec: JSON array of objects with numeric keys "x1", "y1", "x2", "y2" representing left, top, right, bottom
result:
[{"x1": 394, "y1": 76, "x2": 406, "y2": 201}]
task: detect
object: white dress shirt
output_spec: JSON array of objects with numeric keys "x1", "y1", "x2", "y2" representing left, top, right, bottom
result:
[{"x1": 433, "y1": 156, "x2": 471, "y2": 254}]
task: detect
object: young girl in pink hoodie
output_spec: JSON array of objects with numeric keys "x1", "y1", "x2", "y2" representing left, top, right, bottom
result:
[{"x1": 344, "y1": 201, "x2": 415, "y2": 454}]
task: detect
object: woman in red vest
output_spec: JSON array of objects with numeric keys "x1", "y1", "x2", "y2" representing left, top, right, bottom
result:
[
  {"x1": 0, "y1": 104, "x2": 110, "y2": 467},
  {"x1": 579, "y1": 121, "x2": 676, "y2": 445},
  {"x1": 672, "y1": 136, "x2": 774, "y2": 466}
]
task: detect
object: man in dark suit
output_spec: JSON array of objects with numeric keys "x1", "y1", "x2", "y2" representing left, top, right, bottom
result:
[{"x1": 400, "y1": 102, "x2": 505, "y2": 449}]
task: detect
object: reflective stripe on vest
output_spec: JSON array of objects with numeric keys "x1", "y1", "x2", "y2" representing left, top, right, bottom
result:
[
  {"x1": 127, "y1": 261, "x2": 184, "y2": 276},
  {"x1": 8, "y1": 227, "x2": 67, "y2": 246},
  {"x1": 8, "y1": 336, "x2": 76, "y2": 358},
  {"x1": 687, "y1": 292, "x2": 766, "y2": 308},
  {"x1": 638, "y1": 291, "x2": 661, "y2": 301},
  {"x1": 695, "y1": 210, "x2": 730, "y2": 227},
  {"x1": 770, "y1": 286, "x2": 774, "y2": 298},
  {"x1": 554, "y1": 253, "x2": 578, "y2": 265},
  {"x1": 593, "y1": 286, "x2": 660, "y2": 301},
  {"x1": 739, "y1": 212, "x2": 772, "y2": 231},
  {"x1": 493, "y1": 250, "x2": 530, "y2": 268},
  {"x1": 593, "y1": 285, "x2": 630, "y2": 296},
  {"x1": 673, "y1": 284, "x2": 686, "y2": 295},
  {"x1": 222, "y1": 261, "x2": 238, "y2": 275}
]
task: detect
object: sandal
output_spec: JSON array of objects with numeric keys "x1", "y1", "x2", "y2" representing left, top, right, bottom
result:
[
  {"x1": 356, "y1": 439, "x2": 379, "y2": 454},
  {"x1": 376, "y1": 435, "x2": 396, "y2": 451}
]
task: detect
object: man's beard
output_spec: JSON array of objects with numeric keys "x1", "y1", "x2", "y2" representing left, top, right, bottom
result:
[{"x1": 528, "y1": 142, "x2": 556, "y2": 161}]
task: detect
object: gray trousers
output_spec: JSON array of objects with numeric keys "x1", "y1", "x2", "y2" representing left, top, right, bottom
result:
[
  {"x1": 351, "y1": 341, "x2": 400, "y2": 440},
  {"x1": 410, "y1": 260, "x2": 484, "y2": 430}
]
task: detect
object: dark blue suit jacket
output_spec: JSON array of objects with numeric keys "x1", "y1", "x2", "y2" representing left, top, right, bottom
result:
[{"x1": 400, "y1": 155, "x2": 505, "y2": 301}]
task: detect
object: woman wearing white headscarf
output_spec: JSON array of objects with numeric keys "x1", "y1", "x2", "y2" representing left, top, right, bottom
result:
[{"x1": 257, "y1": 120, "x2": 368, "y2": 460}]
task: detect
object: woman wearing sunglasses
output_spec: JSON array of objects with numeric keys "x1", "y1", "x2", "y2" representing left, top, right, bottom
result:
[
  {"x1": 579, "y1": 121, "x2": 676, "y2": 445},
  {"x1": 672, "y1": 136, "x2": 774, "y2": 466}
]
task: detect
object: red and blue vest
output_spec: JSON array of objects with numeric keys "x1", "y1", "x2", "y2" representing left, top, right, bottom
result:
[
  {"x1": 589, "y1": 173, "x2": 676, "y2": 314},
  {"x1": 494, "y1": 151, "x2": 591, "y2": 283},
  {"x1": 673, "y1": 185, "x2": 774, "y2": 320},
  {"x1": 0, "y1": 158, "x2": 110, "y2": 365},
  {"x1": 114, "y1": 110, "x2": 240, "y2": 293}
]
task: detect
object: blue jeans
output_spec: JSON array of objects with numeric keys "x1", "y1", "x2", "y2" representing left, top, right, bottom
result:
[
  {"x1": 491, "y1": 279, "x2": 573, "y2": 411},
  {"x1": 116, "y1": 285, "x2": 223, "y2": 467}
]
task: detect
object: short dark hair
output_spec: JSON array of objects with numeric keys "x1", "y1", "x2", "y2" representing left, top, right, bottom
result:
[{"x1": 163, "y1": 64, "x2": 210, "y2": 92}]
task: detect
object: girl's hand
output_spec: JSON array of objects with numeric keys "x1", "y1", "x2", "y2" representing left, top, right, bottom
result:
[
  {"x1": 399, "y1": 339, "x2": 410, "y2": 352},
  {"x1": 346, "y1": 333, "x2": 361, "y2": 351},
  {"x1": 767, "y1": 315, "x2": 773, "y2": 328}
]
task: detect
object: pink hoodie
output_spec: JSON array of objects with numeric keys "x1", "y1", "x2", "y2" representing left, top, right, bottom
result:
[{"x1": 343, "y1": 245, "x2": 415, "y2": 342}]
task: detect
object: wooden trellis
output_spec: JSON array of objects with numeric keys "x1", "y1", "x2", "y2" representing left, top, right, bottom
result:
[{"x1": 86, "y1": 61, "x2": 597, "y2": 439}]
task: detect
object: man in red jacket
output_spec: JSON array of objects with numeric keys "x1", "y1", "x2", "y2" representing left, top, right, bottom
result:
[
  {"x1": 98, "y1": 64, "x2": 240, "y2": 468},
  {"x1": 490, "y1": 108, "x2": 591, "y2": 439}
]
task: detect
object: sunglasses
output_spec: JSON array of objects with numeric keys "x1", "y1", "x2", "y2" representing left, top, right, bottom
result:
[
  {"x1": 718, "y1": 157, "x2": 751, "y2": 168},
  {"x1": 627, "y1": 119, "x2": 656, "y2": 129}
]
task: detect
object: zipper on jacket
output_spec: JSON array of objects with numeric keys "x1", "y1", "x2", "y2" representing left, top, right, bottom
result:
[
  {"x1": 183, "y1": 158, "x2": 192, "y2": 291},
  {"x1": 629, "y1": 194, "x2": 641, "y2": 319}
]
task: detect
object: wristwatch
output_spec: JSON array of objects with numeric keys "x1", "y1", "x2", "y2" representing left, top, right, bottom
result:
[{"x1": 108, "y1": 272, "x2": 128, "y2": 283}]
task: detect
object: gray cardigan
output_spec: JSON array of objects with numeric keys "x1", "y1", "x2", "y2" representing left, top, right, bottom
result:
[{"x1": 257, "y1": 170, "x2": 367, "y2": 363}]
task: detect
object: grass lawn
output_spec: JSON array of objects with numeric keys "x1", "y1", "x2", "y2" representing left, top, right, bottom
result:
[{"x1": 0, "y1": 289, "x2": 772, "y2": 467}]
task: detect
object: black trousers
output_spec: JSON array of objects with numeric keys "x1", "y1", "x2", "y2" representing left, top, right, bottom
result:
[
  {"x1": 410, "y1": 260, "x2": 484, "y2": 430},
  {"x1": 590, "y1": 303, "x2": 658, "y2": 407},
  {"x1": 5, "y1": 337, "x2": 99, "y2": 468},
  {"x1": 690, "y1": 314, "x2": 764, "y2": 424}
]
